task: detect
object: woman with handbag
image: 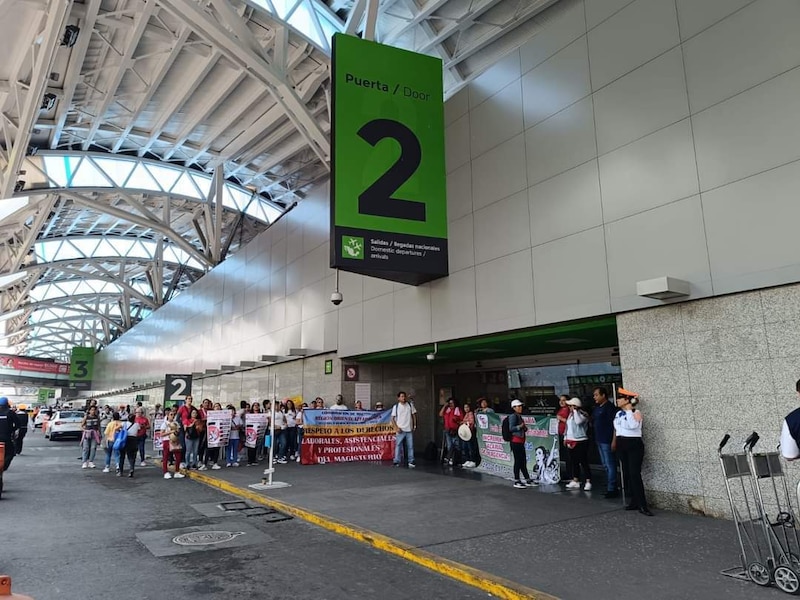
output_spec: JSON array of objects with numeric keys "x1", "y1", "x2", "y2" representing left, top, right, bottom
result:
[{"x1": 102, "y1": 412, "x2": 123, "y2": 473}]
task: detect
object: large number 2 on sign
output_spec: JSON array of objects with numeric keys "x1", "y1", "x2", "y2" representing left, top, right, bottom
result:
[
  {"x1": 357, "y1": 119, "x2": 426, "y2": 222},
  {"x1": 170, "y1": 378, "x2": 188, "y2": 400}
]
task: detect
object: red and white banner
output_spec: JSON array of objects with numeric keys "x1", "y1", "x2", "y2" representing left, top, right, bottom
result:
[
  {"x1": 0, "y1": 354, "x2": 69, "y2": 375},
  {"x1": 300, "y1": 409, "x2": 395, "y2": 464}
]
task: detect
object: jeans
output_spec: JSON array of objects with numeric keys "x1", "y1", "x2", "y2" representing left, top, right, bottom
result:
[
  {"x1": 104, "y1": 441, "x2": 115, "y2": 468},
  {"x1": 444, "y1": 431, "x2": 460, "y2": 462},
  {"x1": 286, "y1": 427, "x2": 297, "y2": 457},
  {"x1": 185, "y1": 437, "x2": 200, "y2": 468},
  {"x1": 275, "y1": 429, "x2": 287, "y2": 460},
  {"x1": 394, "y1": 431, "x2": 415, "y2": 465},
  {"x1": 226, "y1": 438, "x2": 239, "y2": 464},
  {"x1": 511, "y1": 441, "x2": 530, "y2": 482},
  {"x1": 297, "y1": 428, "x2": 304, "y2": 458},
  {"x1": 137, "y1": 436, "x2": 147, "y2": 462},
  {"x1": 597, "y1": 442, "x2": 617, "y2": 491},
  {"x1": 81, "y1": 435, "x2": 98, "y2": 462}
]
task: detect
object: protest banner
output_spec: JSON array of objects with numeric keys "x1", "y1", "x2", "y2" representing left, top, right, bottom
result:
[
  {"x1": 206, "y1": 410, "x2": 231, "y2": 449},
  {"x1": 245, "y1": 413, "x2": 267, "y2": 449},
  {"x1": 301, "y1": 409, "x2": 395, "y2": 464},
  {"x1": 475, "y1": 412, "x2": 560, "y2": 484},
  {"x1": 153, "y1": 418, "x2": 165, "y2": 457}
]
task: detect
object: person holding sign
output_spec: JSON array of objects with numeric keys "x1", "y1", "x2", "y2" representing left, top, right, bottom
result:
[
  {"x1": 160, "y1": 410, "x2": 185, "y2": 480},
  {"x1": 391, "y1": 391, "x2": 417, "y2": 468},
  {"x1": 226, "y1": 406, "x2": 242, "y2": 467},
  {"x1": 509, "y1": 400, "x2": 532, "y2": 489}
]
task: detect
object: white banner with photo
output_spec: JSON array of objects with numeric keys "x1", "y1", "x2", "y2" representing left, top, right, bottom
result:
[{"x1": 206, "y1": 410, "x2": 231, "y2": 448}]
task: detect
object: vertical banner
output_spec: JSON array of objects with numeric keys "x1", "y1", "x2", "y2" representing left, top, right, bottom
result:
[
  {"x1": 301, "y1": 409, "x2": 395, "y2": 464},
  {"x1": 206, "y1": 410, "x2": 231, "y2": 449},
  {"x1": 330, "y1": 33, "x2": 447, "y2": 285},
  {"x1": 475, "y1": 413, "x2": 560, "y2": 484},
  {"x1": 164, "y1": 373, "x2": 193, "y2": 409},
  {"x1": 245, "y1": 413, "x2": 268, "y2": 449},
  {"x1": 69, "y1": 347, "x2": 94, "y2": 390}
]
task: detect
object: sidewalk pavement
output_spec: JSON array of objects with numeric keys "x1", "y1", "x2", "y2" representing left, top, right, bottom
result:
[{"x1": 184, "y1": 458, "x2": 782, "y2": 600}]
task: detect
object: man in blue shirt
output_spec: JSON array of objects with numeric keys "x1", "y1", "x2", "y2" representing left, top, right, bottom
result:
[{"x1": 592, "y1": 387, "x2": 618, "y2": 498}]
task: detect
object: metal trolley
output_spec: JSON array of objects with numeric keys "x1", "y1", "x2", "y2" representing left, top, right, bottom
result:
[{"x1": 719, "y1": 432, "x2": 800, "y2": 594}]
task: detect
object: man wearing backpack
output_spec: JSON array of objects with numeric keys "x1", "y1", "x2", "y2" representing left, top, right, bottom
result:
[{"x1": 508, "y1": 399, "x2": 533, "y2": 489}]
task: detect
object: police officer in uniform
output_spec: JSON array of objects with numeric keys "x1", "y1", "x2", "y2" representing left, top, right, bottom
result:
[
  {"x1": 14, "y1": 404, "x2": 29, "y2": 454},
  {"x1": 0, "y1": 397, "x2": 19, "y2": 471}
]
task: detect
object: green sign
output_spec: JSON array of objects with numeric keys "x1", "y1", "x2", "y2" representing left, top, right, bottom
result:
[
  {"x1": 37, "y1": 388, "x2": 55, "y2": 403},
  {"x1": 475, "y1": 413, "x2": 561, "y2": 484},
  {"x1": 324, "y1": 359, "x2": 333, "y2": 375},
  {"x1": 331, "y1": 33, "x2": 447, "y2": 285},
  {"x1": 69, "y1": 346, "x2": 94, "y2": 390}
]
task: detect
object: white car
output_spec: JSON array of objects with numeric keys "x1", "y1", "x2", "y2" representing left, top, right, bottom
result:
[
  {"x1": 34, "y1": 410, "x2": 54, "y2": 428},
  {"x1": 45, "y1": 411, "x2": 85, "y2": 441}
]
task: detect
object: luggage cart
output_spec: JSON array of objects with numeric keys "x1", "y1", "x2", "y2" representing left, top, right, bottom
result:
[{"x1": 719, "y1": 432, "x2": 800, "y2": 594}]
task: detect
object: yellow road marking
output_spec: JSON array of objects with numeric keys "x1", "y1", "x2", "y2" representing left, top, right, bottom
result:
[{"x1": 185, "y1": 469, "x2": 559, "y2": 600}]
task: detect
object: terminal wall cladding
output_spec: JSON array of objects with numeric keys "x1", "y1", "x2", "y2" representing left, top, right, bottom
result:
[{"x1": 96, "y1": 0, "x2": 800, "y2": 384}]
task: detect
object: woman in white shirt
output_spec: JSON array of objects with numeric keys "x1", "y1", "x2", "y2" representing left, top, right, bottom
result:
[
  {"x1": 564, "y1": 398, "x2": 591, "y2": 491},
  {"x1": 273, "y1": 403, "x2": 288, "y2": 464},
  {"x1": 613, "y1": 388, "x2": 652, "y2": 516},
  {"x1": 285, "y1": 400, "x2": 298, "y2": 461},
  {"x1": 295, "y1": 403, "x2": 306, "y2": 463}
]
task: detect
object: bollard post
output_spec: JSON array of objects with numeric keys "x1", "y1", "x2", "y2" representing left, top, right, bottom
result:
[{"x1": 0, "y1": 576, "x2": 35, "y2": 599}]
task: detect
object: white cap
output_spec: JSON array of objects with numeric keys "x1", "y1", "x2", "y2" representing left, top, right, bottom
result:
[
  {"x1": 566, "y1": 398, "x2": 582, "y2": 407},
  {"x1": 511, "y1": 399, "x2": 523, "y2": 408}
]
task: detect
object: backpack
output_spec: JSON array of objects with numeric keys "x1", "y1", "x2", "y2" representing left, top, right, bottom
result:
[
  {"x1": 112, "y1": 425, "x2": 128, "y2": 450},
  {"x1": 501, "y1": 416, "x2": 512, "y2": 442}
]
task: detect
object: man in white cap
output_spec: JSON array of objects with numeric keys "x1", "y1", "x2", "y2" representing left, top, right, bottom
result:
[{"x1": 509, "y1": 399, "x2": 533, "y2": 488}]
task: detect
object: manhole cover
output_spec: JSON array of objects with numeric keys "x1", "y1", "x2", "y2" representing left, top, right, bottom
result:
[
  {"x1": 263, "y1": 512, "x2": 293, "y2": 523},
  {"x1": 172, "y1": 531, "x2": 246, "y2": 546}
]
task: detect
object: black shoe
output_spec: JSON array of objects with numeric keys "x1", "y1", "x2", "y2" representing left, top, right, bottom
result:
[
  {"x1": 639, "y1": 508, "x2": 654, "y2": 517},
  {"x1": 604, "y1": 490, "x2": 620, "y2": 499},
  {"x1": 128, "y1": 472, "x2": 134, "y2": 478},
  {"x1": 624, "y1": 504, "x2": 638, "y2": 511}
]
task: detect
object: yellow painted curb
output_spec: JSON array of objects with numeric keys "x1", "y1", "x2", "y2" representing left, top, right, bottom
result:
[{"x1": 185, "y1": 469, "x2": 559, "y2": 600}]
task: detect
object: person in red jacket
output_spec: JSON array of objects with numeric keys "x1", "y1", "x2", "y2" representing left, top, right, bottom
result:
[
  {"x1": 175, "y1": 395, "x2": 194, "y2": 469},
  {"x1": 439, "y1": 397, "x2": 463, "y2": 467}
]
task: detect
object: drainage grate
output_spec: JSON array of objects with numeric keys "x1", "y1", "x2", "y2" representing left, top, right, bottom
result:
[{"x1": 215, "y1": 501, "x2": 293, "y2": 521}]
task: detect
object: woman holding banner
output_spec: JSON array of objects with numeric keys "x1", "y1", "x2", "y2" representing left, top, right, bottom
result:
[{"x1": 203, "y1": 402, "x2": 223, "y2": 470}]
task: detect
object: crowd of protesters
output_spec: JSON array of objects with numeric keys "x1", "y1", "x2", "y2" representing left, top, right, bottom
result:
[{"x1": 76, "y1": 394, "x2": 367, "y2": 479}]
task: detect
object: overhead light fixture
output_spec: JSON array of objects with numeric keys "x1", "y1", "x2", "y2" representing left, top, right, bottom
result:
[
  {"x1": 13, "y1": 180, "x2": 25, "y2": 193},
  {"x1": 220, "y1": 365, "x2": 237, "y2": 372},
  {"x1": 259, "y1": 355, "x2": 278, "y2": 362},
  {"x1": 636, "y1": 276, "x2": 691, "y2": 300},
  {"x1": 40, "y1": 93, "x2": 56, "y2": 111},
  {"x1": 288, "y1": 348, "x2": 307, "y2": 357},
  {"x1": 61, "y1": 25, "x2": 80, "y2": 47}
]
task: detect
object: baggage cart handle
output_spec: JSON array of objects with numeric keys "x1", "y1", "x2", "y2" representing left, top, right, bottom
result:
[
  {"x1": 744, "y1": 431, "x2": 759, "y2": 451},
  {"x1": 718, "y1": 434, "x2": 730, "y2": 452}
]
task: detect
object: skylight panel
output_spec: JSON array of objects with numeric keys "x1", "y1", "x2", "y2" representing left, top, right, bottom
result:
[
  {"x1": 127, "y1": 163, "x2": 161, "y2": 191},
  {"x1": 42, "y1": 156, "x2": 69, "y2": 187},
  {"x1": 288, "y1": 1, "x2": 324, "y2": 47},
  {"x1": 70, "y1": 158, "x2": 111, "y2": 187},
  {"x1": 147, "y1": 164, "x2": 182, "y2": 191},
  {"x1": 171, "y1": 171, "x2": 201, "y2": 198},
  {"x1": 190, "y1": 173, "x2": 212, "y2": 198},
  {"x1": 93, "y1": 157, "x2": 136, "y2": 187}
]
